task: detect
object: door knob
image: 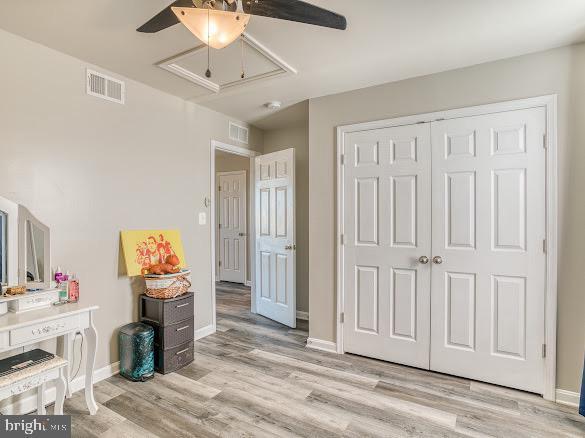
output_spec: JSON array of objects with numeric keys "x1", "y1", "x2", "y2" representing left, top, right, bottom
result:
[
  {"x1": 432, "y1": 256, "x2": 443, "y2": 265},
  {"x1": 418, "y1": 256, "x2": 429, "y2": 264},
  {"x1": 238, "y1": 232, "x2": 247, "y2": 237},
  {"x1": 285, "y1": 244, "x2": 296, "y2": 250}
]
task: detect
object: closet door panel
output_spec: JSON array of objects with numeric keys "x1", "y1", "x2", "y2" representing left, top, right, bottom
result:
[
  {"x1": 343, "y1": 123, "x2": 432, "y2": 369},
  {"x1": 430, "y1": 107, "x2": 546, "y2": 394}
]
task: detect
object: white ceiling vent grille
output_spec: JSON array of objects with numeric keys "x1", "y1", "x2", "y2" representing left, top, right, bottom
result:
[
  {"x1": 86, "y1": 69, "x2": 125, "y2": 104},
  {"x1": 229, "y1": 122, "x2": 249, "y2": 144}
]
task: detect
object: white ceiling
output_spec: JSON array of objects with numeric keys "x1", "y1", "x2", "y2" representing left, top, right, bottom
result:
[{"x1": 1, "y1": 1, "x2": 585, "y2": 128}]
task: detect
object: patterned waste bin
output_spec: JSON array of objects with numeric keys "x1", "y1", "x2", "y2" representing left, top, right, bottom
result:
[{"x1": 119, "y1": 322, "x2": 155, "y2": 382}]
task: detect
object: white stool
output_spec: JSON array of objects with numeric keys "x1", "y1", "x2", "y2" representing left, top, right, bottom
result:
[{"x1": 0, "y1": 356, "x2": 68, "y2": 415}]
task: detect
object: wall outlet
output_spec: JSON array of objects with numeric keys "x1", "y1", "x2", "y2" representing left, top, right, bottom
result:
[{"x1": 198, "y1": 212, "x2": 207, "y2": 225}]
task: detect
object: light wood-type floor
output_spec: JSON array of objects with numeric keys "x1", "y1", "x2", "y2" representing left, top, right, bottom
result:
[{"x1": 64, "y1": 282, "x2": 585, "y2": 437}]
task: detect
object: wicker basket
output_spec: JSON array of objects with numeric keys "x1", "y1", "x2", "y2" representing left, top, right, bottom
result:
[
  {"x1": 5, "y1": 285, "x2": 27, "y2": 296},
  {"x1": 144, "y1": 270, "x2": 191, "y2": 300}
]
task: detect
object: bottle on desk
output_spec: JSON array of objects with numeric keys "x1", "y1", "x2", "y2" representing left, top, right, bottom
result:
[
  {"x1": 68, "y1": 273, "x2": 79, "y2": 303},
  {"x1": 57, "y1": 272, "x2": 70, "y2": 303},
  {"x1": 54, "y1": 269, "x2": 80, "y2": 304}
]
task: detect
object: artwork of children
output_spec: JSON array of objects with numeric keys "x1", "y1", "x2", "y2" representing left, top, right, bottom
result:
[{"x1": 121, "y1": 230, "x2": 187, "y2": 277}]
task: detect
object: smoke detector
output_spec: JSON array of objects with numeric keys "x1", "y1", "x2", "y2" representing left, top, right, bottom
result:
[{"x1": 265, "y1": 101, "x2": 282, "y2": 110}]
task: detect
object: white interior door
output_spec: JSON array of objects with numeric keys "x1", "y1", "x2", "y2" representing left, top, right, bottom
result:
[
  {"x1": 341, "y1": 105, "x2": 547, "y2": 394},
  {"x1": 254, "y1": 149, "x2": 296, "y2": 328},
  {"x1": 342, "y1": 124, "x2": 432, "y2": 368},
  {"x1": 218, "y1": 171, "x2": 247, "y2": 284},
  {"x1": 430, "y1": 107, "x2": 546, "y2": 393}
]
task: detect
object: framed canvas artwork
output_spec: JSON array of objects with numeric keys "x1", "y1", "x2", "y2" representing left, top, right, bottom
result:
[{"x1": 121, "y1": 230, "x2": 186, "y2": 276}]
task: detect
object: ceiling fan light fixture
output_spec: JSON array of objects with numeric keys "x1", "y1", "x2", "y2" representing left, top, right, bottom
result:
[{"x1": 171, "y1": 7, "x2": 250, "y2": 50}]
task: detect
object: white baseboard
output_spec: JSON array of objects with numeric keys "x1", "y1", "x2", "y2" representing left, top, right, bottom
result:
[
  {"x1": 194, "y1": 324, "x2": 216, "y2": 341},
  {"x1": 1, "y1": 361, "x2": 120, "y2": 415},
  {"x1": 245, "y1": 280, "x2": 252, "y2": 287},
  {"x1": 556, "y1": 389, "x2": 580, "y2": 407},
  {"x1": 306, "y1": 337, "x2": 338, "y2": 354},
  {"x1": 296, "y1": 311, "x2": 309, "y2": 321}
]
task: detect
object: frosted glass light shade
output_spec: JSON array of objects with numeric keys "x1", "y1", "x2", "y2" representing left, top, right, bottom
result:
[{"x1": 172, "y1": 7, "x2": 250, "y2": 50}]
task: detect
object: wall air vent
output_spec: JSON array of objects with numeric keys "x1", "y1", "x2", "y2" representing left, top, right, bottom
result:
[
  {"x1": 229, "y1": 122, "x2": 249, "y2": 144},
  {"x1": 86, "y1": 69, "x2": 125, "y2": 104}
]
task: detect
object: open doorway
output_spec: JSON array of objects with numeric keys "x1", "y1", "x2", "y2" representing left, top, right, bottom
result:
[
  {"x1": 210, "y1": 141, "x2": 299, "y2": 337},
  {"x1": 211, "y1": 141, "x2": 257, "y2": 321},
  {"x1": 216, "y1": 161, "x2": 249, "y2": 286}
]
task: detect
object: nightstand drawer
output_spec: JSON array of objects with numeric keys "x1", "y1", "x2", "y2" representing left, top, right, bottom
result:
[
  {"x1": 10, "y1": 315, "x2": 80, "y2": 346},
  {"x1": 155, "y1": 341, "x2": 194, "y2": 374},
  {"x1": 141, "y1": 292, "x2": 194, "y2": 326},
  {"x1": 145, "y1": 317, "x2": 194, "y2": 350}
]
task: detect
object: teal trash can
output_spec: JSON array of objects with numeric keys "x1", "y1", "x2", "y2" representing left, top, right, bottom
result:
[{"x1": 119, "y1": 322, "x2": 154, "y2": 382}]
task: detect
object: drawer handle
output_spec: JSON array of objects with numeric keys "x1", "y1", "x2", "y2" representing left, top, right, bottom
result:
[
  {"x1": 176, "y1": 325, "x2": 190, "y2": 332},
  {"x1": 176, "y1": 303, "x2": 189, "y2": 308},
  {"x1": 176, "y1": 348, "x2": 190, "y2": 355}
]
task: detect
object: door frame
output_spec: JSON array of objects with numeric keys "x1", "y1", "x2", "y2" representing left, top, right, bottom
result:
[
  {"x1": 211, "y1": 140, "x2": 259, "y2": 334},
  {"x1": 336, "y1": 95, "x2": 558, "y2": 401},
  {"x1": 216, "y1": 170, "x2": 248, "y2": 284}
]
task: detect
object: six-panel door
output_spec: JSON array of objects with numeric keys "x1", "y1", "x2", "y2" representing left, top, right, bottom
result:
[
  {"x1": 218, "y1": 172, "x2": 247, "y2": 284},
  {"x1": 342, "y1": 124, "x2": 432, "y2": 368},
  {"x1": 342, "y1": 106, "x2": 546, "y2": 394},
  {"x1": 429, "y1": 107, "x2": 546, "y2": 393},
  {"x1": 255, "y1": 149, "x2": 296, "y2": 328}
]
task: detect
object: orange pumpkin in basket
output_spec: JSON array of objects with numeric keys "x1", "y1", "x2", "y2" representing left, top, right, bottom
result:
[
  {"x1": 141, "y1": 263, "x2": 180, "y2": 276},
  {"x1": 165, "y1": 254, "x2": 180, "y2": 266}
]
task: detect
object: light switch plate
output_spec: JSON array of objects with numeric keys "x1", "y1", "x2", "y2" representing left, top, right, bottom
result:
[{"x1": 198, "y1": 212, "x2": 207, "y2": 225}]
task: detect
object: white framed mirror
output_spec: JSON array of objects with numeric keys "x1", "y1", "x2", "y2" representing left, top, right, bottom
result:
[
  {"x1": 0, "y1": 210, "x2": 6, "y2": 286},
  {"x1": 0, "y1": 196, "x2": 19, "y2": 289},
  {"x1": 0, "y1": 196, "x2": 51, "y2": 291},
  {"x1": 18, "y1": 206, "x2": 51, "y2": 290}
]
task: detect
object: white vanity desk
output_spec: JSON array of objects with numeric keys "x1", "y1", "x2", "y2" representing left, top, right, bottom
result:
[{"x1": 0, "y1": 303, "x2": 99, "y2": 414}]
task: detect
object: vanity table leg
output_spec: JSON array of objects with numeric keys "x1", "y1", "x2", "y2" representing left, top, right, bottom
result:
[
  {"x1": 54, "y1": 368, "x2": 66, "y2": 415},
  {"x1": 37, "y1": 382, "x2": 46, "y2": 415},
  {"x1": 62, "y1": 332, "x2": 73, "y2": 398},
  {"x1": 84, "y1": 313, "x2": 98, "y2": 415}
]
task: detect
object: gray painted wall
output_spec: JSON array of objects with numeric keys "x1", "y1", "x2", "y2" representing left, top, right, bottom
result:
[
  {"x1": 263, "y1": 113, "x2": 309, "y2": 313},
  {"x1": 0, "y1": 28, "x2": 262, "y2": 411},
  {"x1": 309, "y1": 43, "x2": 585, "y2": 393}
]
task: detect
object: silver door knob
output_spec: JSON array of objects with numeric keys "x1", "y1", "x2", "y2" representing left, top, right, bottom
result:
[
  {"x1": 432, "y1": 256, "x2": 443, "y2": 265},
  {"x1": 285, "y1": 244, "x2": 293, "y2": 250},
  {"x1": 418, "y1": 256, "x2": 429, "y2": 264},
  {"x1": 238, "y1": 232, "x2": 247, "y2": 237}
]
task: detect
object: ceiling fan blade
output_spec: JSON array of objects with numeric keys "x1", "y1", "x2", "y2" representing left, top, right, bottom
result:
[
  {"x1": 137, "y1": 0, "x2": 196, "y2": 33},
  {"x1": 243, "y1": 0, "x2": 347, "y2": 30}
]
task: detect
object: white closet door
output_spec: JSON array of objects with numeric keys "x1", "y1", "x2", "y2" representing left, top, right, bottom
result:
[
  {"x1": 218, "y1": 172, "x2": 247, "y2": 284},
  {"x1": 255, "y1": 149, "x2": 296, "y2": 328},
  {"x1": 343, "y1": 124, "x2": 432, "y2": 368},
  {"x1": 430, "y1": 107, "x2": 546, "y2": 393}
]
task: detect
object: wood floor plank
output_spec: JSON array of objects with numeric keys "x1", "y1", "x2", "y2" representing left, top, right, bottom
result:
[
  {"x1": 99, "y1": 419, "x2": 161, "y2": 438},
  {"x1": 306, "y1": 390, "x2": 466, "y2": 437},
  {"x1": 212, "y1": 389, "x2": 344, "y2": 437},
  {"x1": 73, "y1": 281, "x2": 584, "y2": 438},
  {"x1": 104, "y1": 392, "x2": 221, "y2": 438},
  {"x1": 93, "y1": 380, "x2": 127, "y2": 405},
  {"x1": 195, "y1": 355, "x2": 312, "y2": 400},
  {"x1": 204, "y1": 398, "x2": 304, "y2": 438},
  {"x1": 61, "y1": 391, "x2": 126, "y2": 438},
  {"x1": 176, "y1": 361, "x2": 214, "y2": 381},
  {"x1": 374, "y1": 379, "x2": 520, "y2": 418},
  {"x1": 250, "y1": 349, "x2": 380, "y2": 388},
  {"x1": 287, "y1": 371, "x2": 457, "y2": 429}
]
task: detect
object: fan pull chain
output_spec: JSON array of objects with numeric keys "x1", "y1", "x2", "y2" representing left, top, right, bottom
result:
[
  {"x1": 240, "y1": 35, "x2": 246, "y2": 79},
  {"x1": 205, "y1": 7, "x2": 212, "y2": 78}
]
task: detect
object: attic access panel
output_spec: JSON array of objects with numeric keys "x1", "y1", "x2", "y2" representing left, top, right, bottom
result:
[{"x1": 158, "y1": 34, "x2": 296, "y2": 95}]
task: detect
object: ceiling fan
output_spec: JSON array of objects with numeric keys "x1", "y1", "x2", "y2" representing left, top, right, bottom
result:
[{"x1": 137, "y1": 0, "x2": 347, "y2": 49}]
